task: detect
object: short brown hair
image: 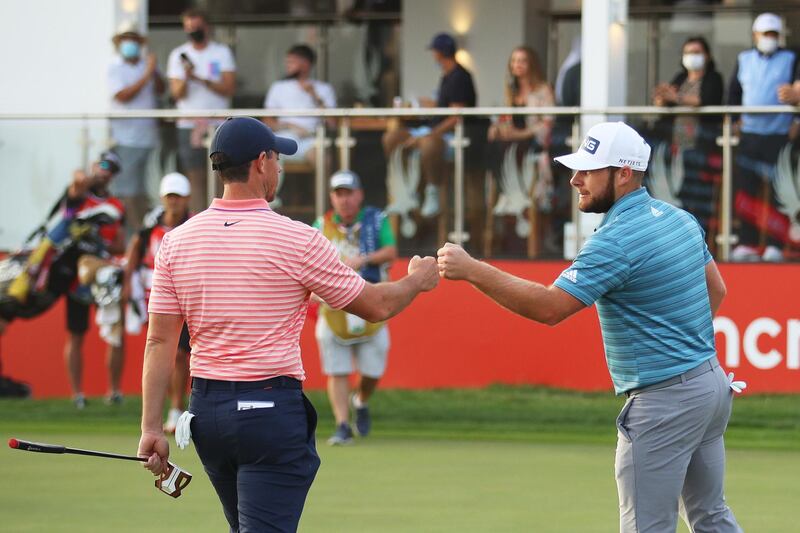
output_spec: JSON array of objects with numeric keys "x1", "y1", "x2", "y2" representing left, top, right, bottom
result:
[
  {"x1": 181, "y1": 8, "x2": 209, "y2": 23},
  {"x1": 210, "y1": 153, "x2": 250, "y2": 183}
]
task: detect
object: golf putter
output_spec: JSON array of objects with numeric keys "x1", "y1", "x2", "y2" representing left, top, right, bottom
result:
[
  {"x1": 9, "y1": 438, "x2": 192, "y2": 498},
  {"x1": 155, "y1": 461, "x2": 193, "y2": 498}
]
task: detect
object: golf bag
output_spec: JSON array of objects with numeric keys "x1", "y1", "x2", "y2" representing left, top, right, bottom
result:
[{"x1": 0, "y1": 195, "x2": 117, "y2": 324}]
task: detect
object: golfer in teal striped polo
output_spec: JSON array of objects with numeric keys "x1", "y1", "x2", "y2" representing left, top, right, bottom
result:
[{"x1": 437, "y1": 122, "x2": 743, "y2": 532}]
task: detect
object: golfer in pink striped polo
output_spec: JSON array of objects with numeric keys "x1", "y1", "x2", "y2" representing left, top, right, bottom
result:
[{"x1": 138, "y1": 117, "x2": 438, "y2": 532}]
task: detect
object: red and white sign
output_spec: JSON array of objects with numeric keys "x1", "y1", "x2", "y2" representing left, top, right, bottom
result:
[{"x1": 2, "y1": 261, "x2": 798, "y2": 397}]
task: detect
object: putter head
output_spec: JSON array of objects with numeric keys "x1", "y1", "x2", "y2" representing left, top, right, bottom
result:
[{"x1": 155, "y1": 462, "x2": 192, "y2": 498}]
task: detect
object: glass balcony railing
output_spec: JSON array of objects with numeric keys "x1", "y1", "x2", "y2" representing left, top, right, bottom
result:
[{"x1": 1, "y1": 106, "x2": 799, "y2": 262}]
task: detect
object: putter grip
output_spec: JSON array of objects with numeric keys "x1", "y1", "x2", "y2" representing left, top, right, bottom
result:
[{"x1": 9, "y1": 439, "x2": 66, "y2": 454}]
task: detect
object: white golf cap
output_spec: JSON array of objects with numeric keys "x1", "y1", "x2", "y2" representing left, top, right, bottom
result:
[
  {"x1": 329, "y1": 170, "x2": 362, "y2": 190},
  {"x1": 554, "y1": 121, "x2": 651, "y2": 172},
  {"x1": 752, "y1": 13, "x2": 782, "y2": 33},
  {"x1": 159, "y1": 172, "x2": 191, "y2": 197}
]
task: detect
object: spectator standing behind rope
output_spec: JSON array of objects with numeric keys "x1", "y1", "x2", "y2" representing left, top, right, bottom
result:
[
  {"x1": 137, "y1": 117, "x2": 438, "y2": 532},
  {"x1": 728, "y1": 13, "x2": 800, "y2": 262},
  {"x1": 438, "y1": 122, "x2": 743, "y2": 533},
  {"x1": 123, "y1": 173, "x2": 192, "y2": 433},
  {"x1": 167, "y1": 8, "x2": 236, "y2": 214},
  {"x1": 312, "y1": 170, "x2": 398, "y2": 446},
  {"x1": 108, "y1": 22, "x2": 164, "y2": 236}
]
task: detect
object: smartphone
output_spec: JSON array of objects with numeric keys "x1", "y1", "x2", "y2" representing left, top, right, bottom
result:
[{"x1": 179, "y1": 52, "x2": 194, "y2": 70}]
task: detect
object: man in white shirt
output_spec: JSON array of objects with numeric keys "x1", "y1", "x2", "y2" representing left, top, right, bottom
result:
[
  {"x1": 263, "y1": 44, "x2": 336, "y2": 165},
  {"x1": 167, "y1": 8, "x2": 236, "y2": 213},
  {"x1": 108, "y1": 23, "x2": 164, "y2": 234}
]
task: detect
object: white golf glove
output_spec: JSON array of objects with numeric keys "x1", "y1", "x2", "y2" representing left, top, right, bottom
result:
[
  {"x1": 727, "y1": 372, "x2": 747, "y2": 394},
  {"x1": 175, "y1": 411, "x2": 195, "y2": 450}
]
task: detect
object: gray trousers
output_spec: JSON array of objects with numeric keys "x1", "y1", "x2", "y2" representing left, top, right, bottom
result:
[{"x1": 615, "y1": 359, "x2": 742, "y2": 533}]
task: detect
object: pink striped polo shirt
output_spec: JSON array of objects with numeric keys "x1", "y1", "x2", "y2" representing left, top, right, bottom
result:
[{"x1": 148, "y1": 198, "x2": 366, "y2": 381}]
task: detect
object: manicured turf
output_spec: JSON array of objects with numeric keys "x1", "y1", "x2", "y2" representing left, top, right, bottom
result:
[{"x1": 0, "y1": 388, "x2": 797, "y2": 531}]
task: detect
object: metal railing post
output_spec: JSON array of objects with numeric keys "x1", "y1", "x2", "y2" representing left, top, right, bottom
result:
[
  {"x1": 314, "y1": 124, "x2": 330, "y2": 220},
  {"x1": 569, "y1": 116, "x2": 581, "y2": 231},
  {"x1": 448, "y1": 117, "x2": 470, "y2": 244},
  {"x1": 716, "y1": 114, "x2": 738, "y2": 261},
  {"x1": 335, "y1": 117, "x2": 355, "y2": 170},
  {"x1": 79, "y1": 119, "x2": 91, "y2": 170},
  {"x1": 205, "y1": 123, "x2": 216, "y2": 203}
]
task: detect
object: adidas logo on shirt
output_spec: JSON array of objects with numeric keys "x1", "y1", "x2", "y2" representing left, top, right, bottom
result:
[
  {"x1": 561, "y1": 269, "x2": 578, "y2": 283},
  {"x1": 650, "y1": 205, "x2": 664, "y2": 217}
]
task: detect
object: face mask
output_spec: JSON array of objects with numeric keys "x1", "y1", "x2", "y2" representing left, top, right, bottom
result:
[
  {"x1": 119, "y1": 40, "x2": 140, "y2": 59},
  {"x1": 756, "y1": 36, "x2": 778, "y2": 54},
  {"x1": 681, "y1": 53, "x2": 705, "y2": 72},
  {"x1": 187, "y1": 29, "x2": 205, "y2": 43}
]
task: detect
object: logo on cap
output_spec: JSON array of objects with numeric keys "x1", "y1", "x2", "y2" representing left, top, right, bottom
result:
[{"x1": 581, "y1": 136, "x2": 600, "y2": 155}]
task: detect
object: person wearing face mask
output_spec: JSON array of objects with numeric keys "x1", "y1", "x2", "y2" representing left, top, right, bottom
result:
[
  {"x1": 109, "y1": 22, "x2": 164, "y2": 237},
  {"x1": 166, "y1": 8, "x2": 237, "y2": 214},
  {"x1": 728, "y1": 12, "x2": 800, "y2": 262},
  {"x1": 653, "y1": 36, "x2": 723, "y2": 151},
  {"x1": 651, "y1": 37, "x2": 724, "y2": 244}
]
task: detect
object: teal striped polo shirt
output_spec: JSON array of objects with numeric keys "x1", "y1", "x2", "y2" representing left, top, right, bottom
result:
[{"x1": 554, "y1": 188, "x2": 716, "y2": 394}]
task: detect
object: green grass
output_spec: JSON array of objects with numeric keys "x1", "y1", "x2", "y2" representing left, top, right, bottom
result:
[
  {"x1": 0, "y1": 388, "x2": 797, "y2": 531},
  {"x1": 1, "y1": 386, "x2": 797, "y2": 449}
]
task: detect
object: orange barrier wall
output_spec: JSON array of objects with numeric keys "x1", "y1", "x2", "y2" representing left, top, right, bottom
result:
[{"x1": 1, "y1": 261, "x2": 798, "y2": 398}]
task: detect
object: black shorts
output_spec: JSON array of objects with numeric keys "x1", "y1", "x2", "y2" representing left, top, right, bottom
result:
[
  {"x1": 178, "y1": 323, "x2": 191, "y2": 353},
  {"x1": 66, "y1": 294, "x2": 90, "y2": 335}
]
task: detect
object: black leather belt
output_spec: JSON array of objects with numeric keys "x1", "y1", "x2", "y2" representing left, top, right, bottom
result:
[
  {"x1": 192, "y1": 376, "x2": 302, "y2": 392},
  {"x1": 625, "y1": 358, "x2": 719, "y2": 398}
]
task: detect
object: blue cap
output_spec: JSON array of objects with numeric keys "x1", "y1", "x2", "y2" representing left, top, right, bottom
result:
[
  {"x1": 428, "y1": 33, "x2": 457, "y2": 57},
  {"x1": 210, "y1": 117, "x2": 298, "y2": 170}
]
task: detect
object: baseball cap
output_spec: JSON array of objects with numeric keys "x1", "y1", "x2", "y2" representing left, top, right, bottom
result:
[
  {"x1": 159, "y1": 172, "x2": 191, "y2": 197},
  {"x1": 210, "y1": 117, "x2": 298, "y2": 170},
  {"x1": 752, "y1": 13, "x2": 782, "y2": 33},
  {"x1": 428, "y1": 33, "x2": 457, "y2": 56},
  {"x1": 99, "y1": 151, "x2": 122, "y2": 174},
  {"x1": 329, "y1": 170, "x2": 362, "y2": 190},
  {"x1": 112, "y1": 21, "x2": 145, "y2": 44},
  {"x1": 554, "y1": 122, "x2": 651, "y2": 172}
]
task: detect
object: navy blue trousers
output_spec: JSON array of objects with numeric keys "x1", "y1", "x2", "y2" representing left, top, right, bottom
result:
[{"x1": 190, "y1": 377, "x2": 320, "y2": 533}]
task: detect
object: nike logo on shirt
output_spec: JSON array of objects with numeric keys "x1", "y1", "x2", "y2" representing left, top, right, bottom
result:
[{"x1": 224, "y1": 220, "x2": 242, "y2": 227}]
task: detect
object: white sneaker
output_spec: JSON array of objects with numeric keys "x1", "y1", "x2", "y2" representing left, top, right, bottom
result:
[
  {"x1": 420, "y1": 184, "x2": 441, "y2": 218},
  {"x1": 730, "y1": 245, "x2": 760, "y2": 262},
  {"x1": 164, "y1": 408, "x2": 182, "y2": 434},
  {"x1": 762, "y1": 245, "x2": 783, "y2": 262}
]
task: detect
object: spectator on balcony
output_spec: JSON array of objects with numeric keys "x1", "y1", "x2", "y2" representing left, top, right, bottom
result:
[
  {"x1": 653, "y1": 36, "x2": 723, "y2": 151},
  {"x1": 486, "y1": 47, "x2": 555, "y2": 254},
  {"x1": 167, "y1": 8, "x2": 236, "y2": 214},
  {"x1": 650, "y1": 37, "x2": 724, "y2": 242},
  {"x1": 728, "y1": 12, "x2": 800, "y2": 262},
  {"x1": 109, "y1": 22, "x2": 164, "y2": 235},
  {"x1": 263, "y1": 44, "x2": 337, "y2": 167},
  {"x1": 382, "y1": 32, "x2": 477, "y2": 218}
]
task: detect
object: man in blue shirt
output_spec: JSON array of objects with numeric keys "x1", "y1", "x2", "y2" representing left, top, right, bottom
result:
[
  {"x1": 437, "y1": 122, "x2": 742, "y2": 533},
  {"x1": 728, "y1": 12, "x2": 800, "y2": 261}
]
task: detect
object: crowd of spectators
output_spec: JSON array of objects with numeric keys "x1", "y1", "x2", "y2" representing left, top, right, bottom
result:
[{"x1": 2, "y1": 9, "x2": 799, "y2": 400}]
